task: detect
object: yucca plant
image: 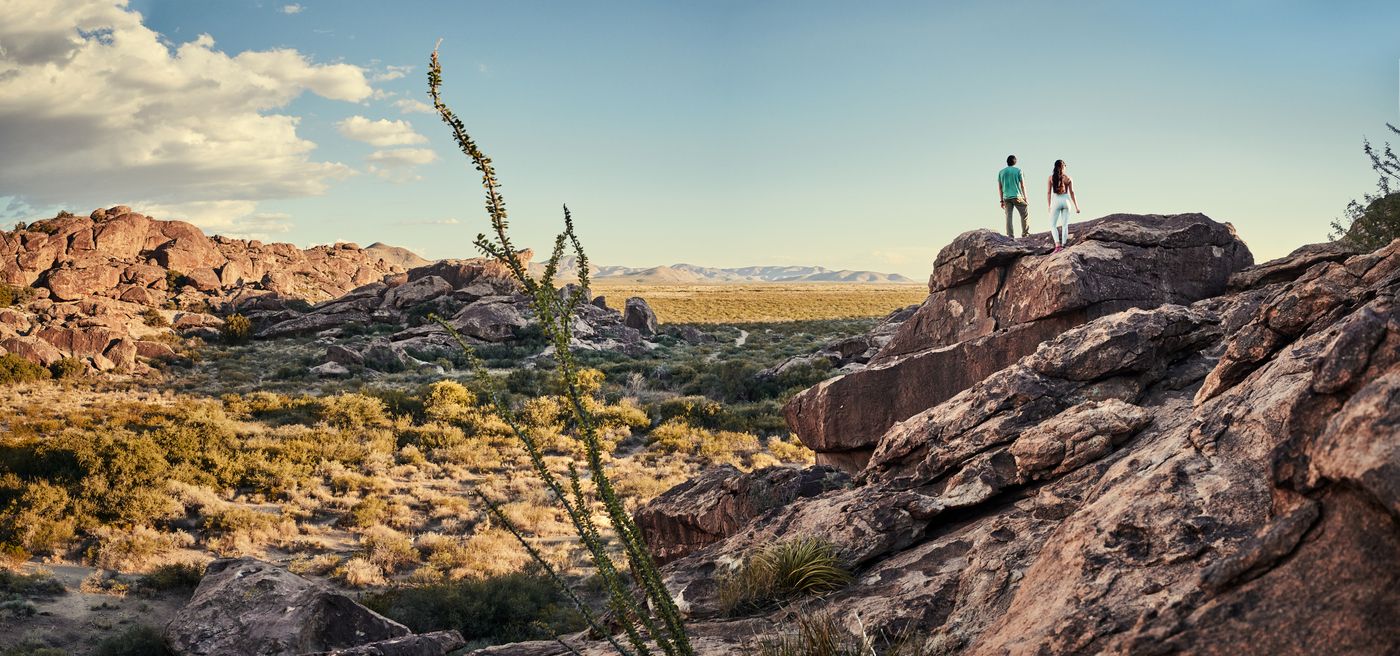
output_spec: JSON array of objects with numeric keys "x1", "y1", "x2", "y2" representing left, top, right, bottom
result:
[
  {"x1": 719, "y1": 537, "x2": 853, "y2": 616},
  {"x1": 426, "y1": 44, "x2": 692, "y2": 656}
]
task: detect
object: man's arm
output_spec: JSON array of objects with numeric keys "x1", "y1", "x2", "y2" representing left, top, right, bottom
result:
[
  {"x1": 1019, "y1": 176, "x2": 1027, "y2": 201},
  {"x1": 997, "y1": 179, "x2": 1004, "y2": 207}
]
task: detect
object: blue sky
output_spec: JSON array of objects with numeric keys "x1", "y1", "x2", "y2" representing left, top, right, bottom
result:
[{"x1": 2, "y1": 1, "x2": 1398, "y2": 276}]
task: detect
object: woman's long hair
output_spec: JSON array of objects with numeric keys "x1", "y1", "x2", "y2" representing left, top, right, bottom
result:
[{"x1": 1051, "y1": 160, "x2": 1066, "y2": 194}]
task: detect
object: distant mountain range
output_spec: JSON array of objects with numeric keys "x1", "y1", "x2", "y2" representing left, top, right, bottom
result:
[{"x1": 532, "y1": 257, "x2": 915, "y2": 284}]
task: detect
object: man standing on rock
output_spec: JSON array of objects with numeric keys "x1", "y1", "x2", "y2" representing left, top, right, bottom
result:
[{"x1": 998, "y1": 155, "x2": 1029, "y2": 238}]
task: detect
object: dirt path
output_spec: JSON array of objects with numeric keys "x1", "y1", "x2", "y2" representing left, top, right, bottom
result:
[
  {"x1": 0, "y1": 562, "x2": 189, "y2": 655},
  {"x1": 735, "y1": 329, "x2": 749, "y2": 346}
]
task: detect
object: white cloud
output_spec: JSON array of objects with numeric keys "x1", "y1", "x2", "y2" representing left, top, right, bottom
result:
[
  {"x1": 281, "y1": 4, "x2": 303, "y2": 14},
  {"x1": 372, "y1": 65, "x2": 412, "y2": 82},
  {"x1": 336, "y1": 115, "x2": 428, "y2": 146},
  {"x1": 0, "y1": 0, "x2": 371, "y2": 233},
  {"x1": 138, "y1": 200, "x2": 292, "y2": 241},
  {"x1": 393, "y1": 98, "x2": 434, "y2": 114},
  {"x1": 367, "y1": 148, "x2": 437, "y2": 166},
  {"x1": 393, "y1": 218, "x2": 459, "y2": 226},
  {"x1": 366, "y1": 148, "x2": 437, "y2": 182}
]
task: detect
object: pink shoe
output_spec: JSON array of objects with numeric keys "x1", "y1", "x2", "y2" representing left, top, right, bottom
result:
[{"x1": 1053, "y1": 245, "x2": 1063, "y2": 253}]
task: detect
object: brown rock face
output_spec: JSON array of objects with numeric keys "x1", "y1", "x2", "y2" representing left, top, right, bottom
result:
[
  {"x1": 0, "y1": 206, "x2": 422, "y2": 374},
  {"x1": 635, "y1": 465, "x2": 849, "y2": 564},
  {"x1": 785, "y1": 213, "x2": 1253, "y2": 472},
  {"x1": 618, "y1": 238, "x2": 1397, "y2": 655}
]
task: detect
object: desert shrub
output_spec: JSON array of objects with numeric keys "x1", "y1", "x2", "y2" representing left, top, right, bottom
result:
[
  {"x1": 396, "y1": 421, "x2": 466, "y2": 452},
  {"x1": 1332, "y1": 124, "x2": 1400, "y2": 250},
  {"x1": 138, "y1": 561, "x2": 205, "y2": 593},
  {"x1": 200, "y1": 506, "x2": 281, "y2": 551},
  {"x1": 165, "y1": 270, "x2": 189, "y2": 290},
  {"x1": 93, "y1": 625, "x2": 174, "y2": 656},
  {"x1": 0, "y1": 569, "x2": 65, "y2": 598},
  {"x1": 365, "y1": 568, "x2": 585, "y2": 647},
  {"x1": 221, "y1": 313, "x2": 253, "y2": 344},
  {"x1": 86, "y1": 525, "x2": 194, "y2": 572},
  {"x1": 0, "y1": 643, "x2": 65, "y2": 656},
  {"x1": 343, "y1": 497, "x2": 389, "y2": 529},
  {"x1": 49, "y1": 357, "x2": 85, "y2": 379},
  {"x1": 423, "y1": 380, "x2": 477, "y2": 420},
  {"x1": 0, "y1": 480, "x2": 76, "y2": 554},
  {"x1": 0, "y1": 284, "x2": 34, "y2": 307},
  {"x1": 649, "y1": 419, "x2": 760, "y2": 464},
  {"x1": 0, "y1": 353, "x2": 50, "y2": 385},
  {"x1": 36, "y1": 429, "x2": 177, "y2": 526},
  {"x1": 335, "y1": 556, "x2": 387, "y2": 588},
  {"x1": 359, "y1": 526, "x2": 417, "y2": 573},
  {"x1": 767, "y1": 435, "x2": 816, "y2": 464},
  {"x1": 718, "y1": 538, "x2": 852, "y2": 616},
  {"x1": 319, "y1": 393, "x2": 391, "y2": 431},
  {"x1": 140, "y1": 308, "x2": 170, "y2": 327}
]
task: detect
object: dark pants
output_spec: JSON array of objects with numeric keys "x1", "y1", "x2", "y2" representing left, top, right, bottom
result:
[{"x1": 1003, "y1": 198, "x2": 1029, "y2": 237}]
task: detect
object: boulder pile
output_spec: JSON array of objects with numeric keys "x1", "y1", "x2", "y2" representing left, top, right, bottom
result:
[
  {"x1": 0, "y1": 206, "x2": 413, "y2": 374},
  {"x1": 0, "y1": 206, "x2": 658, "y2": 376},
  {"x1": 784, "y1": 213, "x2": 1255, "y2": 472},
  {"x1": 486, "y1": 219, "x2": 1399, "y2": 655}
]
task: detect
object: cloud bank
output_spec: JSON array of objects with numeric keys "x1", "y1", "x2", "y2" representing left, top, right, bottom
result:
[{"x1": 0, "y1": 0, "x2": 373, "y2": 235}]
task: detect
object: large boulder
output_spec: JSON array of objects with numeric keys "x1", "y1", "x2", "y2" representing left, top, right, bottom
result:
[
  {"x1": 785, "y1": 213, "x2": 1253, "y2": 472},
  {"x1": 623, "y1": 296, "x2": 658, "y2": 336},
  {"x1": 614, "y1": 238, "x2": 1398, "y2": 655},
  {"x1": 635, "y1": 464, "x2": 849, "y2": 564},
  {"x1": 165, "y1": 558, "x2": 415, "y2": 656}
]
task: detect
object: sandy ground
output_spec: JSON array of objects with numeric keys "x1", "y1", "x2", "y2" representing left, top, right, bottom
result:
[{"x1": 0, "y1": 562, "x2": 190, "y2": 655}]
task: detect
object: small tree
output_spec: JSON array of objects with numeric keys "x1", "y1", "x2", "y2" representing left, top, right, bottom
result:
[
  {"x1": 1331, "y1": 123, "x2": 1400, "y2": 251},
  {"x1": 428, "y1": 45, "x2": 692, "y2": 656}
]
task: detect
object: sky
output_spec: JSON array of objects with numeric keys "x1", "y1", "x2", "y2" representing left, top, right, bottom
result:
[{"x1": 1, "y1": 1, "x2": 1398, "y2": 277}]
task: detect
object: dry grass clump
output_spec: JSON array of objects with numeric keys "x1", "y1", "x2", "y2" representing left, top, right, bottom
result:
[
  {"x1": 358, "y1": 525, "x2": 418, "y2": 573},
  {"x1": 86, "y1": 525, "x2": 196, "y2": 572},
  {"x1": 650, "y1": 419, "x2": 761, "y2": 465},
  {"x1": 199, "y1": 506, "x2": 296, "y2": 556},
  {"x1": 288, "y1": 553, "x2": 342, "y2": 577},
  {"x1": 752, "y1": 609, "x2": 929, "y2": 656},
  {"x1": 335, "y1": 556, "x2": 387, "y2": 588},
  {"x1": 718, "y1": 538, "x2": 853, "y2": 616}
]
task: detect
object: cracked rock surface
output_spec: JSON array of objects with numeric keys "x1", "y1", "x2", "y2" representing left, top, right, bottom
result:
[{"x1": 497, "y1": 231, "x2": 1399, "y2": 655}]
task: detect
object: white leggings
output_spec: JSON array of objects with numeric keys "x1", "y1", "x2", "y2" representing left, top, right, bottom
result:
[{"x1": 1050, "y1": 193, "x2": 1072, "y2": 245}]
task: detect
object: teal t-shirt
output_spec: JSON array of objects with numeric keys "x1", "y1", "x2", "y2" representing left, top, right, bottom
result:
[{"x1": 998, "y1": 166, "x2": 1023, "y2": 199}]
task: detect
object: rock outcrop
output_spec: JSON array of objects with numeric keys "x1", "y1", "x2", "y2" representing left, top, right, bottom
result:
[
  {"x1": 270, "y1": 276, "x2": 656, "y2": 374},
  {"x1": 0, "y1": 206, "x2": 415, "y2": 374},
  {"x1": 634, "y1": 464, "x2": 849, "y2": 564},
  {"x1": 0, "y1": 206, "x2": 655, "y2": 375},
  {"x1": 785, "y1": 213, "x2": 1254, "y2": 472},
  {"x1": 166, "y1": 558, "x2": 464, "y2": 656},
  {"x1": 500, "y1": 227, "x2": 1398, "y2": 655}
]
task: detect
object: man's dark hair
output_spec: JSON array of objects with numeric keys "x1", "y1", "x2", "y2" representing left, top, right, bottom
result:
[{"x1": 1007, "y1": 155, "x2": 1017, "y2": 166}]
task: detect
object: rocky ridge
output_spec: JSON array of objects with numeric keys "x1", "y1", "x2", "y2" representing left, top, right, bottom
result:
[
  {"x1": 784, "y1": 213, "x2": 1256, "y2": 472},
  {"x1": 0, "y1": 206, "x2": 414, "y2": 373},
  {"x1": 481, "y1": 218, "x2": 1398, "y2": 654},
  {"x1": 0, "y1": 206, "x2": 657, "y2": 376}
]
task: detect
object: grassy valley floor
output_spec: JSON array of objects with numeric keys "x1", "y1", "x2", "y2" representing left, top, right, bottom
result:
[{"x1": 0, "y1": 283, "x2": 922, "y2": 654}]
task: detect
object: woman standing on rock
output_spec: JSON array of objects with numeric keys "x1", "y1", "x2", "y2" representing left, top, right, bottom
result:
[{"x1": 1047, "y1": 160, "x2": 1080, "y2": 252}]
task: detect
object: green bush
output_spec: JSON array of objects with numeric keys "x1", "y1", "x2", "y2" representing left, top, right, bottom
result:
[
  {"x1": 141, "y1": 308, "x2": 170, "y2": 328},
  {"x1": 221, "y1": 314, "x2": 253, "y2": 344},
  {"x1": 0, "y1": 354, "x2": 50, "y2": 385},
  {"x1": 718, "y1": 538, "x2": 853, "y2": 616},
  {"x1": 364, "y1": 569, "x2": 585, "y2": 646},
  {"x1": 165, "y1": 270, "x2": 189, "y2": 290},
  {"x1": 93, "y1": 625, "x2": 174, "y2": 656},
  {"x1": 319, "y1": 393, "x2": 391, "y2": 431},
  {"x1": 49, "y1": 357, "x2": 85, "y2": 380},
  {"x1": 138, "y1": 562, "x2": 205, "y2": 593},
  {"x1": 0, "y1": 284, "x2": 33, "y2": 307}
]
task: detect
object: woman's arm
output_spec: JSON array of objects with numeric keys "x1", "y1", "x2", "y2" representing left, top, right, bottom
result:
[
  {"x1": 1068, "y1": 177, "x2": 1080, "y2": 213},
  {"x1": 1046, "y1": 177, "x2": 1052, "y2": 210}
]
